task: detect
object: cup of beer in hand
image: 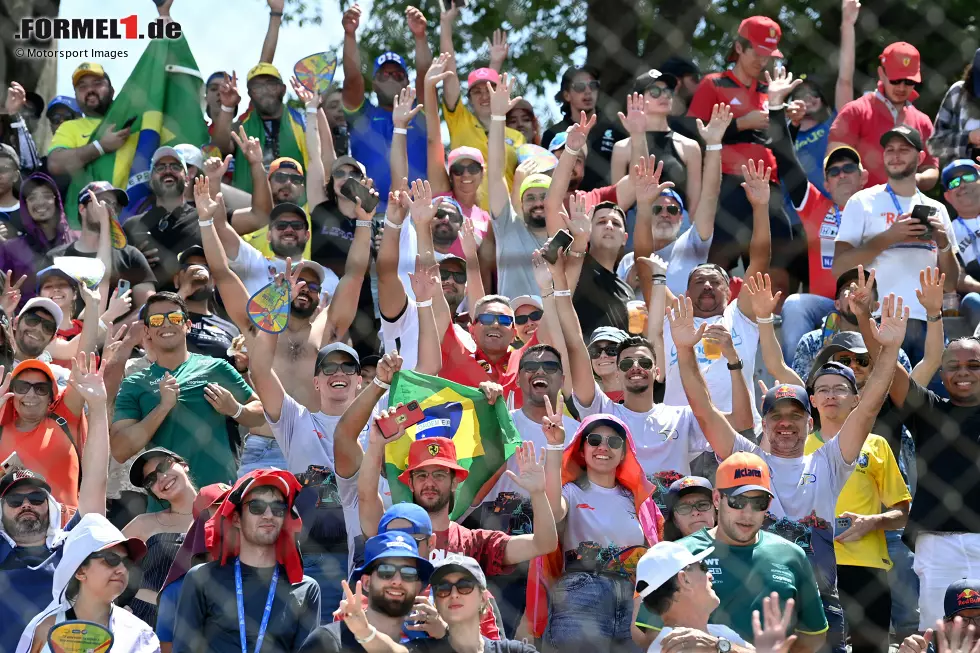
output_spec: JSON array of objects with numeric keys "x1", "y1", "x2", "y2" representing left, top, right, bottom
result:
[{"x1": 702, "y1": 336, "x2": 722, "y2": 360}]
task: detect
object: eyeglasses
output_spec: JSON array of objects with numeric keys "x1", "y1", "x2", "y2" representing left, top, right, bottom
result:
[
  {"x1": 835, "y1": 354, "x2": 870, "y2": 368},
  {"x1": 374, "y1": 563, "x2": 420, "y2": 582},
  {"x1": 411, "y1": 469, "x2": 452, "y2": 483},
  {"x1": 589, "y1": 344, "x2": 619, "y2": 359},
  {"x1": 653, "y1": 205, "x2": 681, "y2": 216},
  {"x1": 146, "y1": 311, "x2": 186, "y2": 328},
  {"x1": 440, "y1": 269, "x2": 466, "y2": 284},
  {"x1": 685, "y1": 560, "x2": 710, "y2": 573},
  {"x1": 141, "y1": 457, "x2": 176, "y2": 492},
  {"x1": 585, "y1": 432, "x2": 625, "y2": 449},
  {"x1": 332, "y1": 167, "x2": 364, "y2": 181},
  {"x1": 644, "y1": 86, "x2": 674, "y2": 99},
  {"x1": 21, "y1": 312, "x2": 57, "y2": 336},
  {"x1": 569, "y1": 80, "x2": 600, "y2": 93},
  {"x1": 948, "y1": 172, "x2": 979, "y2": 190},
  {"x1": 475, "y1": 313, "x2": 514, "y2": 327},
  {"x1": 153, "y1": 162, "x2": 184, "y2": 174},
  {"x1": 376, "y1": 69, "x2": 407, "y2": 83},
  {"x1": 88, "y1": 551, "x2": 132, "y2": 569},
  {"x1": 515, "y1": 310, "x2": 543, "y2": 325},
  {"x1": 520, "y1": 360, "x2": 561, "y2": 374},
  {"x1": 673, "y1": 499, "x2": 713, "y2": 515},
  {"x1": 826, "y1": 162, "x2": 859, "y2": 178},
  {"x1": 450, "y1": 162, "x2": 483, "y2": 176},
  {"x1": 3, "y1": 491, "x2": 47, "y2": 508},
  {"x1": 813, "y1": 384, "x2": 854, "y2": 397},
  {"x1": 319, "y1": 361, "x2": 359, "y2": 376},
  {"x1": 434, "y1": 577, "x2": 478, "y2": 598},
  {"x1": 888, "y1": 79, "x2": 917, "y2": 87},
  {"x1": 245, "y1": 498, "x2": 287, "y2": 517},
  {"x1": 273, "y1": 220, "x2": 308, "y2": 232},
  {"x1": 618, "y1": 357, "x2": 654, "y2": 372},
  {"x1": 10, "y1": 379, "x2": 53, "y2": 397},
  {"x1": 725, "y1": 493, "x2": 772, "y2": 512},
  {"x1": 435, "y1": 208, "x2": 463, "y2": 224},
  {"x1": 948, "y1": 615, "x2": 980, "y2": 627},
  {"x1": 270, "y1": 171, "x2": 305, "y2": 185}
]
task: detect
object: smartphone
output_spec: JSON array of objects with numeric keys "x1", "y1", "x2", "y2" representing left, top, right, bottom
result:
[
  {"x1": 340, "y1": 178, "x2": 380, "y2": 214},
  {"x1": 152, "y1": 0, "x2": 169, "y2": 5},
  {"x1": 1, "y1": 451, "x2": 23, "y2": 474},
  {"x1": 543, "y1": 229, "x2": 574, "y2": 265},
  {"x1": 117, "y1": 279, "x2": 131, "y2": 295},
  {"x1": 121, "y1": 116, "x2": 137, "y2": 130},
  {"x1": 835, "y1": 516, "x2": 852, "y2": 535},
  {"x1": 910, "y1": 204, "x2": 936, "y2": 241},
  {"x1": 376, "y1": 401, "x2": 425, "y2": 439},
  {"x1": 441, "y1": 0, "x2": 468, "y2": 10}
]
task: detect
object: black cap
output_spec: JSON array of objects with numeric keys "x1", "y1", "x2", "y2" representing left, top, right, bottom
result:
[
  {"x1": 0, "y1": 469, "x2": 51, "y2": 497},
  {"x1": 177, "y1": 245, "x2": 206, "y2": 265},
  {"x1": 806, "y1": 361, "x2": 858, "y2": 394},
  {"x1": 130, "y1": 447, "x2": 184, "y2": 488},
  {"x1": 634, "y1": 69, "x2": 679, "y2": 93},
  {"x1": 659, "y1": 56, "x2": 700, "y2": 80},
  {"x1": 269, "y1": 202, "x2": 308, "y2": 225},
  {"x1": 835, "y1": 266, "x2": 876, "y2": 299},
  {"x1": 944, "y1": 579, "x2": 980, "y2": 618},
  {"x1": 880, "y1": 125, "x2": 923, "y2": 151},
  {"x1": 315, "y1": 342, "x2": 360, "y2": 371}
]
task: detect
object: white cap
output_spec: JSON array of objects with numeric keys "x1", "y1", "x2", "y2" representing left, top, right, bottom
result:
[
  {"x1": 174, "y1": 143, "x2": 204, "y2": 170},
  {"x1": 509, "y1": 295, "x2": 543, "y2": 311},
  {"x1": 18, "y1": 297, "x2": 64, "y2": 329},
  {"x1": 636, "y1": 542, "x2": 715, "y2": 598},
  {"x1": 294, "y1": 260, "x2": 326, "y2": 285},
  {"x1": 52, "y1": 513, "x2": 146, "y2": 603},
  {"x1": 151, "y1": 145, "x2": 187, "y2": 172}
]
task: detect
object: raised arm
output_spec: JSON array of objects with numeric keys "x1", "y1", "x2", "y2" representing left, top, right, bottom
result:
[
  {"x1": 406, "y1": 6, "x2": 433, "y2": 102},
  {"x1": 548, "y1": 251, "x2": 597, "y2": 407},
  {"x1": 532, "y1": 250, "x2": 572, "y2": 395},
  {"x1": 341, "y1": 5, "x2": 365, "y2": 110},
  {"x1": 196, "y1": 177, "x2": 252, "y2": 331},
  {"x1": 377, "y1": 189, "x2": 411, "y2": 320},
  {"x1": 735, "y1": 160, "x2": 773, "y2": 320},
  {"x1": 61, "y1": 285, "x2": 103, "y2": 416},
  {"x1": 745, "y1": 273, "x2": 805, "y2": 386},
  {"x1": 488, "y1": 73, "x2": 522, "y2": 217},
  {"x1": 324, "y1": 190, "x2": 376, "y2": 343},
  {"x1": 544, "y1": 112, "x2": 596, "y2": 236},
  {"x1": 556, "y1": 193, "x2": 591, "y2": 293},
  {"x1": 260, "y1": 0, "x2": 284, "y2": 64},
  {"x1": 291, "y1": 77, "x2": 326, "y2": 207},
  {"x1": 424, "y1": 54, "x2": 454, "y2": 195},
  {"x1": 357, "y1": 417, "x2": 388, "y2": 538},
  {"x1": 210, "y1": 73, "x2": 240, "y2": 157},
  {"x1": 642, "y1": 255, "x2": 669, "y2": 382},
  {"x1": 335, "y1": 353, "x2": 401, "y2": 478},
  {"x1": 611, "y1": 93, "x2": 650, "y2": 182},
  {"x1": 72, "y1": 353, "x2": 110, "y2": 517},
  {"x1": 911, "y1": 267, "x2": 945, "y2": 385},
  {"x1": 704, "y1": 323, "x2": 756, "y2": 432},
  {"x1": 501, "y1": 442, "x2": 559, "y2": 563},
  {"x1": 408, "y1": 258, "x2": 444, "y2": 375},
  {"x1": 437, "y1": 4, "x2": 462, "y2": 111},
  {"x1": 541, "y1": 393, "x2": 568, "y2": 522},
  {"x1": 391, "y1": 86, "x2": 422, "y2": 195},
  {"x1": 459, "y1": 218, "x2": 486, "y2": 319},
  {"x1": 836, "y1": 0, "x2": 859, "y2": 109},
  {"x1": 227, "y1": 127, "x2": 274, "y2": 243},
  {"x1": 690, "y1": 104, "x2": 731, "y2": 241}
]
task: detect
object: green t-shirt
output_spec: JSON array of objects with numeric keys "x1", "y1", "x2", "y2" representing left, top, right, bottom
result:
[
  {"x1": 635, "y1": 529, "x2": 829, "y2": 641},
  {"x1": 114, "y1": 353, "x2": 253, "y2": 499}
]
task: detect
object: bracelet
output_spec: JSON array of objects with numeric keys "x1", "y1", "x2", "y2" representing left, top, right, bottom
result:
[
  {"x1": 544, "y1": 443, "x2": 565, "y2": 451},
  {"x1": 373, "y1": 377, "x2": 391, "y2": 390},
  {"x1": 653, "y1": 278, "x2": 667, "y2": 286},
  {"x1": 383, "y1": 218, "x2": 403, "y2": 230},
  {"x1": 927, "y1": 313, "x2": 943, "y2": 323},
  {"x1": 563, "y1": 145, "x2": 581, "y2": 157},
  {"x1": 92, "y1": 141, "x2": 106, "y2": 156},
  {"x1": 270, "y1": 10, "x2": 283, "y2": 17},
  {"x1": 305, "y1": 107, "x2": 318, "y2": 114},
  {"x1": 652, "y1": 274, "x2": 667, "y2": 280},
  {"x1": 356, "y1": 626, "x2": 378, "y2": 645},
  {"x1": 491, "y1": 115, "x2": 507, "y2": 122},
  {"x1": 355, "y1": 220, "x2": 373, "y2": 228},
  {"x1": 554, "y1": 289, "x2": 572, "y2": 297},
  {"x1": 416, "y1": 298, "x2": 433, "y2": 308},
  {"x1": 220, "y1": 105, "x2": 235, "y2": 113},
  {"x1": 939, "y1": 241, "x2": 952, "y2": 253},
  {"x1": 198, "y1": 219, "x2": 214, "y2": 227},
  {"x1": 9, "y1": 119, "x2": 25, "y2": 129},
  {"x1": 541, "y1": 289, "x2": 555, "y2": 298},
  {"x1": 567, "y1": 250, "x2": 586, "y2": 258},
  {"x1": 232, "y1": 402, "x2": 244, "y2": 419},
  {"x1": 756, "y1": 314, "x2": 775, "y2": 324},
  {"x1": 705, "y1": 144, "x2": 723, "y2": 151},
  {"x1": 727, "y1": 359, "x2": 743, "y2": 371},
  {"x1": 768, "y1": 103, "x2": 786, "y2": 111},
  {"x1": 393, "y1": 127, "x2": 408, "y2": 135}
]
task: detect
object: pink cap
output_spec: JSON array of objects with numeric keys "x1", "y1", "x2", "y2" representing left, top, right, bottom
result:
[
  {"x1": 448, "y1": 146, "x2": 486, "y2": 169},
  {"x1": 467, "y1": 68, "x2": 500, "y2": 88}
]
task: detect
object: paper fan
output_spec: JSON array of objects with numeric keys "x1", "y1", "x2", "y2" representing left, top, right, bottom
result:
[
  {"x1": 110, "y1": 218, "x2": 127, "y2": 249},
  {"x1": 294, "y1": 52, "x2": 339, "y2": 95},
  {"x1": 516, "y1": 144, "x2": 559, "y2": 171},
  {"x1": 47, "y1": 620, "x2": 113, "y2": 653},
  {"x1": 247, "y1": 277, "x2": 291, "y2": 334},
  {"x1": 52, "y1": 256, "x2": 106, "y2": 289}
]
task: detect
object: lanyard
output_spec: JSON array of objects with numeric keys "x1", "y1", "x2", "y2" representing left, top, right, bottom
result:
[
  {"x1": 236, "y1": 558, "x2": 279, "y2": 653},
  {"x1": 832, "y1": 205, "x2": 841, "y2": 227},
  {"x1": 884, "y1": 185, "x2": 923, "y2": 217}
]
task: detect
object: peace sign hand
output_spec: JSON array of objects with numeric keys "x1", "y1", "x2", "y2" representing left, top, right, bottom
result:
[
  {"x1": 844, "y1": 265, "x2": 877, "y2": 318},
  {"x1": 541, "y1": 392, "x2": 566, "y2": 446},
  {"x1": 334, "y1": 580, "x2": 372, "y2": 640},
  {"x1": 1, "y1": 270, "x2": 25, "y2": 318}
]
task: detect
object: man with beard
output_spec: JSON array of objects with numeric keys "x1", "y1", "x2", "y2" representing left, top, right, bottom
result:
[
  {"x1": 236, "y1": 157, "x2": 312, "y2": 260},
  {"x1": 174, "y1": 470, "x2": 321, "y2": 653},
  {"x1": 660, "y1": 57, "x2": 702, "y2": 117},
  {"x1": 12, "y1": 298, "x2": 72, "y2": 389},
  {"x1": 111, "y1": 292, "x2": 266, "y2": 500},
  {"x1": 46, "y1": 62, "x2": 130, "y2": 176},
  {"x1": 829, "y1": 42, "x2": 940, "y2": 190},
  {"x1": 173, "y1": 246, "x2": 239, "y2": 361},
  {"x1": 834, "y1": 126, "x2": 960, "y2": 366},
  {"x1": 670, "y1": 292, "x2": 908, "y2": 653},
  {"x1": 122, "y1": 146, "x2": 203, "y2": 285},
  {"x1": 940, "y1": 161, "x2": 980, "y2": 325},
  {"x1": 0, "y1": 352, "x2": 111, "y2": 652}
]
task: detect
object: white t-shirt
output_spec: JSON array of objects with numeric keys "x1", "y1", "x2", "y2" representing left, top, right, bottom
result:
[
  {"x1": 647, "y1": 625, "x2": 747, "y2": 653},
  {"x1": 230, "y1": 239, "x2": 339, "y2": 300},
  {"x1": 573, "y1": 382, "x2": 710, "y2": 479},
  {"x1": 836, "y1": 184, "x2": 957, "y2": 321},
  {"x1": 952, "y1": 216, "x2": 980, "y2": 268},
  {"x1": 662, "y1": 301, "x2": 760, "y2": 429},
  {"x1": 380, "y1": 296, "x2": 475, "y2": 369},
  {"x1": 397, "y1": 216, "x2": 471, "y2": 301},
  {"x1": 616, "y1": 227, "x2": 712, "y2": 295},
  {"x1": 561, "y1": 481, "x2": 646, "y2": 553},
  {"x1": 337, "y1": 467, "x2": 394, "y2": 572}
]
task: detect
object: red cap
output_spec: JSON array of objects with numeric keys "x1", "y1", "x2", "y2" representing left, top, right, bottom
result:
[
  {"x1": 737, "y1": 16, "x2": 783, "y2": 58},
  {"x1": 467, "y1": 68, "x2": 500, "y2": 89},
  {"x1": 879, "y1": 42, "x2": 921, "y2": 83},
  {"x1": 398, "y1": 437, "x2": 469, "y2": 485}
]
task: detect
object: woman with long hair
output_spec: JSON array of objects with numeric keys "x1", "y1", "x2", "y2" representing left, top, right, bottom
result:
[{"x1": 17, "y1": 513, "x2": 157, "y2": 653}]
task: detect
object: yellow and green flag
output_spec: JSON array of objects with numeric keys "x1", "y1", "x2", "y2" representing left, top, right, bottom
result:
[{"x1": 385, "y1": 371, "x2": 522, "y2": 520}]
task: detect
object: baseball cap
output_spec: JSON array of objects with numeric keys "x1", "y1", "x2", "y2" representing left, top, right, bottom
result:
[
  {"x1": 819, "y1": 331, "x2": 869, "y2": 356},
  {"x1": 269, "y1": 157, "x2": 304, "y2": 177},
  {"x1": 46, "y1": 95, "x2": 80, "y2": 116},
  {"x1": 192, "y1": 482, "x2": 232, "y2": 520},
  {"x1": 510, "y1": 295, "x2": 543, "y2": 312},
  {"x1": 636, "y1": 542, "x2": 715, "y2": 598},
  {"x1": 374, "y1": 52, "x2": 408, "y2": 77},
  {"x1": 664, "y1": 476, "x2": 714, "y2": 513},
  {"x1": 715, "y1": 452, "x2": 773, "y2": 497},
  {"x1": 634, "y1": 69, "x2": 678, "y2": 94},
  {"x1": 659, "y1": 188, "x2": 686, "y2": 212},
  {"x1": 438, "y1": 254, "x2": 467, "y2": 270},
  {"x1": 247, "y1": 63, "x2": 282, "y2": 83},
  {"x1": 78, "y1": 180, "x2": 130, "y2": 208},
  {"x1": 350, "y1": 531, "x2": 434, "y2": 585},
  {"x1": 0, "y1": 144, "x2": 18, "y2": 164},
  {"x1": 177, "y1": 245, "x2": 207, "y2": 265},
  {"x1": 378, "y1": 503, "x2": 433, "y2": 536},
  {"x1": 397, "y1": 437, "x2": 469, "y2": 485},
  {"x1": 130, "y1": 447, "x2": 185, "y2": 488},
  {"x1": 10, "y1": 359, "x2": 59, "y2": 391},
  {"x1": 174, "y1": 144, "x2": 204, "y2": 171},
  {"x1": 331, "y1": 156, "x2": 366, "y2": 176},
  {"x1": 659, "y1": 57, "x2": 700, "y2": 80},
  {"x1": 519, "y1": 174, "x2": 552, "y2": 200},
  {"x1": 880, "y1": 125, "x2": 923, "y2": 151},
  {"x1": 151, "y1": 146, "x2": 187, "y2": 172},
  {"x1": 295, "y1": 260, "x2": 326, "y2": 286},
  {"x1": 580, "y1": 414, "x2": 630, "y2": 442},
  {"x1": 467, "y1": 68, "x2": 500, "y2": 89},
  {"x1": 944, "y1": 579, "x2": 980, "y2": 618},
  {"x1": 942, "y1": 159, "x2": 979, "y2": 190},
  {"x1": 823, "y1": 145, "x2": 861, "y2": 172},
  {"x1": 835, "y1": 266, "x2": 875, "y2": 299},
  {"x1": 18, "y1": 296, "x2": 64, "y2": 329},
  {"x1": 737, "y1": 16, "x2": 784, "y2": 58},
  {"x1": 0, "y1": 469, "x2": 51, "y2": 498},
  {"x1": 430, "y1": 553, "x2": 488, "y2": 590},
  {"x1": 71, "y1": 62, "x2": 108, "y2": 87},
  {"x1": 880, "y1": 42, "x2": 921, "y2": 83},
  {"x1": 36, "y1": 265, "x2": 79, "y2": 294},
  {"x1": 589, "y1": 326, "x2": 629, "y2": 347},
  {"x1": 448, "y1": 147, "x2": 486, "y2": 169},
  {"x1": 315, "y1": 342, "x2": 360, "y2": 371},
  {"x1": 761, "y1": 384, "x2": 812, "y2": 416},
  {"x1": 268, "y1": 202, "x2": 309, "y2": 225},
  {"x1": 807, "y1": 362, "x2": 858, "y2": 394},
  {"x1": 547, "y1": 131, "x2": 569, "y2": 153}
]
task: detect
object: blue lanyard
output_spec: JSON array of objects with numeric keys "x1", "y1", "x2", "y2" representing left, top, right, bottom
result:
[
  {"x1": 884, "y1": 185, "x2": 923, "y2": 216},
  {"x1": 236, "y1": 558, "x2": 279, "y2": 653},
  {"x1": 832, "y1": 205, "x2": 841, "y2": 227}
]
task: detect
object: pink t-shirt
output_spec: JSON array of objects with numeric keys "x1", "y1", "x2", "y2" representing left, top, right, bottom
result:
[{"x1": 434, "y1": 191, "x2": 490, "y2": 256}]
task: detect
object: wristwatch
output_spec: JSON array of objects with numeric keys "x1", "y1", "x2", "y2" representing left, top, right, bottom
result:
[
  {"x1": 727, "y1": 359, "x2": 743, "y2": 371},
  {"x1": 717, "y1": 638, "x2": 732, "y2": 653}
]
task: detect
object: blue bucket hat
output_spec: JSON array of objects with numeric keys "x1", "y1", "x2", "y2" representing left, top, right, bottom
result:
[{"x1": 349, "y1": 531, "x2": 434, "y2": 585}]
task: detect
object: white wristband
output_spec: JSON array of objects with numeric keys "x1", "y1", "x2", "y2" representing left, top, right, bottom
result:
[
  {"x1": 756, "y1": 315, "x2": 775, "y2": 324},
  {"x1": 373, "y1": 377, "x2": 391, "y2": 390},
  {"x1": 554, "y1": 289, "x2": 572, "y2": 297},
  {"x1": 220, "y1": 105, "x2": 235, "y2": 113},
  {"x1": 92, "y1": 140, "x2": 106, "y2": 156},
  {"x1": 305, "y1": 107, "x2": 318, "y2": 114},
  {"x1": 768, "y1": 103, "x2": 786, "y2": 111},
  {"x1": 356, "y1": 626, "x2": 378, "y2": 644},
  {"x1": 355, "y1": 220, "x2": 373, "y2": 228},
  {"x1": 384, "y1": 218, "x2": 403, "y2": 230},
  {"x1": 416, "y1": 299, "x2": 433, "y2": 308},
  {"x1": 544, "y1": 443, "x2": 565, "y2": 451},
  {"x1": 393, "y1": 127, "x2": 408, "y2": 135},
  {"x1": 562, "y1": 146, "x2": 581, "y2": 157},
  {"x1": 705, "y1": 144, "x2": 722, "y2": 151},
  {"x1": 491, "y1": 115, "x2": 507, "y2": 122},
  {"x1": 198, "y1": 219, "x2": 214, "y2": 227},
  {"x1": 940, "y1": 241, "x2": 952, "y2": 253},
  {"x1": 10, "y1": 119, "x2": 25, "y2": 129},
  {"x1": 232, "y1": 402, "x2": 244, "y2": 419}
]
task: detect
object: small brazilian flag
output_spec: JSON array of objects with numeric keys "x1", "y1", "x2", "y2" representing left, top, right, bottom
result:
[{"x1": 385, "y1": 371, "x2": 522, "y2": 520}]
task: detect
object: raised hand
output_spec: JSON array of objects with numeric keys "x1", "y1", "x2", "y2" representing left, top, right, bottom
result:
[
  {"x1": 267, "y1": 0, "x2": 285, "y2": 12},
  {"x1": 541, "y1": 392, "x2": 566, "y2": 446},
  {"x1": 479, "y1": 381, "x2": 504, "y2": 405},
  {"x1": 354, "y1": 179, "x2": 379, "y2": 221},
  {"x1": 635, "y1": 253, "x2": 668, "y2": 277},
  {"x1": 617, "y1": 92, "x2": 648, "y2": 136},
  {"x1": 0, "y1": 366, "x2": 12, "y2": 413},
  {"x1": 4, "y1": 82, "x2": 26, "y2": 116},
  {"x1": 460, "y1": 217, "x2": 479, "y2": 260},
  {"x1": 103, "y1": 287, "x2": 133, "y2": 322},
  {"x1": 405, "y1": 6, "x2": 428, "y2": 38},
  {"x1": 933, "y1": 617, "x2": 980, "y2": 653},
  {"x1": 563, "y1": 191, "x2": 591, "y2": 240},
  {"x1": 489, "y1": 29, "x2": 509, "y2": 68},
  {"x1": 842, "y1": 0, "x2": 861, "y2": 26},
  {"x1": 738, "y1": 110, "x2": 770, "y2": 132},
  {"x1": 290, "y1": 76, "x2": 318, "y2": 108},
  {"x1": 915, "y1": 267, "x2": 945, "y2": 317},
  {"x1": 375, "y1": 350, "x2": 403, "y2": 386},
  {"x1": 844, "y1": 265, "x2": 877, "y2": 317},
  {"x1": 69, "y1": 352, "x2": 108, "y2": 406},
  {"x1": 696, "y1": 103, "x2": 733, "y2": 146},
  {"x1": 752, "y1": 592, "x2": 797, "y2": 653},
  {"x1": 392, "y1": 86, "x2": 421, "y2": 128},
  {"x1": 334, "y1": 580, "x2": 372, "y2": 640},
  {"x1": 408, "y1": 255, "x2": 440, "y2": 302},
  {"x1": 439, "y1": 0, "x2": 459, "y2": 23},
  {"x1": 703, "y1": 324, "x2": 739, "y2": 365},
  {"x1": 0, "y1": 270, "x2": 24, "y2": 318},
  {"x1": 566, "y1": 111, "x2": 597, "y2": 152},
  {"x1": 504, "y1": 442, "x2": 547, "y2": 494},
  {"x1": 668, "y1": 296, "x2": 707, "y2": 349},
  {"x1": 103, "y1": 323, "x2": 135, "y2": 365},
  {"x1": 405, "y1": 596, "x2": 448, "y2": 637},
  {"x1": 740, "y1": 159, "x2": 772, "y2": 207},
  {"x1": 425, "y1": 52, "x2": 456, "y2": 88},
  {"x1": 193, "y1": 176, "x2": 220, "y2": 220},
  {"x1": 531, "y1": 249, "x2": 553, "y2": 292},
  {"x1": 218, "y1": 72, "x2": 241, "y2": 109},
  {"x1": 785, "y1": 100, "x2": 806, "y2": 126},
  {"x1": 489, "y1": 72, "x2": 522, "y2": 117},
  {"x1": 408, "y1": 179, "x2": 437, "y2": 225},
  {"x1": 99, "y1": 123, "x2": 132, "y2": 154},
  {"x1": 203, "y1": 155, "x2": 232, "y2": 195},
  {"x1": 764, "y1": 67, "x2": 803, "y2": 106},
  {"x1": 158, "y1": 372, "x2": 180, "y2": 410},
  {"x1": 633, "y1": 155, "x2": 670, "y2": 206},
  {"x1": 85, "y1": 189, "x2": 111, "y2": 227},
  {"x1": 386, "y1": 185, "x2": 410, "y2": 226},
  {"x1": 230, "y1": 125, "x2": 263, "y2": 165},
  {"x1": 342, "y1": 4, "x2": 361, "y2": 35},
  {"x1": 745, "y1": 272, "x2": 782, "y2": 319},
  {"x1": 868, "y1": 294, "x2": 909, "y2": 348}
]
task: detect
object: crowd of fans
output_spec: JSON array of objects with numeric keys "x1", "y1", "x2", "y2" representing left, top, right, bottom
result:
[{"x1": 1, "y1": 0, "x2": 980, "y2": 651}]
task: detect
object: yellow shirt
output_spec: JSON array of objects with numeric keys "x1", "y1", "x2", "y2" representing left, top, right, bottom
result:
[
  {"x1": 443, "y1": 100, "x2": 525, "y2": 211},
  {"x1": 49, "y1": 116, "x2": 103, "y2": 151},
  {"x1": 242, "y1": 225, "x2": 313, "y2": 260},
  {"x1": 805, "y1": 431, "x2": 911, "y2": 570}
]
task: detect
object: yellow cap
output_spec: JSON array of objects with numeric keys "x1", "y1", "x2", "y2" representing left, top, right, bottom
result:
[
  {"x1": 247, "y1": 63, "x2": 282, "y2": 83},
  {"x1": 519, "y1": 173, "x2": 552, "y2": 200},
  {"x1": 72, "y1": 62, "x2": 107, "y2": 87}
]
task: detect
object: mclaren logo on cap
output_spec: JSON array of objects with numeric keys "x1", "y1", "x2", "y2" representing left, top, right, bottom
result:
[
  {"x1": 427, "y1": 443, "x2": 441, "y2": 456},
  {"x1": 775, "y1": 385, "x2": 796, "y2": 399},
  {"x1": 733, "y1": 468, "x2": 763, "y2": 479}
]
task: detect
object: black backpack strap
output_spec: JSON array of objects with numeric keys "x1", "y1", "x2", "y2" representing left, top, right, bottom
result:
[{"x1": 50, "y1": 412, "x2": 83, "y2": 487}]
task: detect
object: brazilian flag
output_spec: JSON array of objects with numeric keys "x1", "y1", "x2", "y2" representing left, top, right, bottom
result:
[
  {"x1": 385, "y1": 371, "x2": 523, "y2": 520},
  {"x1": 65, "y1": 35, "x2": 209, "y2": 227}
]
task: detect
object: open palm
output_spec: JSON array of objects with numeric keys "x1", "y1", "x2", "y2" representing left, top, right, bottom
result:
[
  {"x1": 69, "y1": 352, "x2": 107, "y2": 404},
  {"x1": 505, "y1": 442, "x2": 546, "y2": 494}
]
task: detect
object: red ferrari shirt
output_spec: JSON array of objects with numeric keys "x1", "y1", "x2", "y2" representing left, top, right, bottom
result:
[{"x1": 796, "y1": 185, "x2": 840, "y2": 298}]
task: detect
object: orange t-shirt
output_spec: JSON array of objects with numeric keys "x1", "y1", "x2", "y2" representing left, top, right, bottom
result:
[{"x1": 0, "y1": 398, "x2": 87, "y2": 509}]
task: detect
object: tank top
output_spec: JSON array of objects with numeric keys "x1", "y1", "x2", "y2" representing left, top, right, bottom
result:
[{"x1": 645, "y1": 130, "x2": 688, "y2": 208}]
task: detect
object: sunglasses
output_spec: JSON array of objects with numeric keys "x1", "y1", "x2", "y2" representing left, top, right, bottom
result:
[
  {"x1": 948, "y1": 172, "x2": 979, "y2": 190},
  {"x1": 520, "y1": 360, "x2": 561, "y2": 374},
  {"x1": 685, "y1": 560, "x2": 710, "y2": 573},
  {"x1": 319, "y1": 361, "x2": 359, "y2": 376},
  {"x1": 618, "y1": 357, "x2": 654, "y2": 372},
  {"x1": 434, "y1": 577, "x2": 478, "y2": 598},
  {"x1": 889, "y1": 79, "x2": 917, "y2": 87},
  {"x1": 835, "y1": 354, "x2": 870, "y2": 368},
  {"x1": 826, "y1": 162, "x2": 859, "y2": 178},
  {"x1": 440, "y1": 269, "x2": 466, "y2": 284},
  {"x1": 299, "y1": 281, "x2": 322, "y2": 294},
  {"x1": 435, "y1": 208, "x2": 463, "y2": 224},
  {"x1": 147, "y1": 311, "x2": 186, "y2": 328},
  {"x1": 270, "y1": 171, "x2": 304, "y2": 185},
  {"x1": 10, "y1": 379, "x2": 52, "y2": 397},
  {"x1": 3, "y1": 491, "x2": 47, "y2": 508},
  {"x1": 332, "y1": 167, "x2": 364, "y2": 181},
  {"x1": 725, "y1": 493, "x2": 772, "y2": 512},
  {"x1": 569, "y1": 80, "x2": 600, "y2": 93},
  {"x1": 376, "y1": 69, "x2": 407, "y2": 83},
  {"x1": 22, "y1": 312, "x2": 57, "y2": 336},
  {"x1": 273, "y1": 220, "x2": 308, "y2": 232},
  {"x1": 673, "y1": 499, "x2": 713, "y2": 516},
  {"x1": 589, "y1": 344, "x2": 619, "y2": 359},
  {"x1": 450, "y1": 162, "x2": 483, "y2": 176},
  {"x1": 153, "y1": 162, "x2": 184, "y2": 174},
  {"x1": 515, "y1": 310, "x2": 543, "y2": 325},
  {"x1": 475, "y1": 313, "x2": 514, "y2": 327},
  {"x1": 374, "y1": 563, "x2": 420, "y2": 582},
  {"x1": 245, "y1": 498, "x2": 287, "y2": 517},
  {"x1": 585, "y1": 432, "x2": 625, "y2": 449},
  {"x1": 88, "y1": 551, "x2": 132, "y2": 569},
  {"x1": 653, "y1": 205, "x2": 681, "y2": 216},
  {"x1": 644, "y1": 86, "x2": 674, "y2": 99},
  {"x1": 141, "y1": 457, "x2": 176, "y2": 492}
]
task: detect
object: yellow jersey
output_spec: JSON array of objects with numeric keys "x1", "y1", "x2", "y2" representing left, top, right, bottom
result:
[{"x1": 49, "y1": 116, "x2": 103, "y2": 151}]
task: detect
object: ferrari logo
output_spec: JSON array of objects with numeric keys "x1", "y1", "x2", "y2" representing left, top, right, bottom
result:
[
  {"x1": 903, "y1": 57, "x2": 911, "y2": 66},
  {"x1": 769, "y1": 28, "x2": 776, "y2": 37},
  {"x1": 427, "y1": 443, "x2": 441, "y2": 456}
]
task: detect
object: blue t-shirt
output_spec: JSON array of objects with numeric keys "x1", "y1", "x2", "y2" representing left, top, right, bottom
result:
[
  {"x1": 794, "y1": 113, "x2": 837, "y2": 198},
  {"x1": 345, "y1": 100, "x2": 427, "y2": 213},
  {"x1": 0, "y1": 510, "x2": 81, "y2": 652},
  {"x1": 156, "y1": 578, "x2": 183, "y2": 643}
]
